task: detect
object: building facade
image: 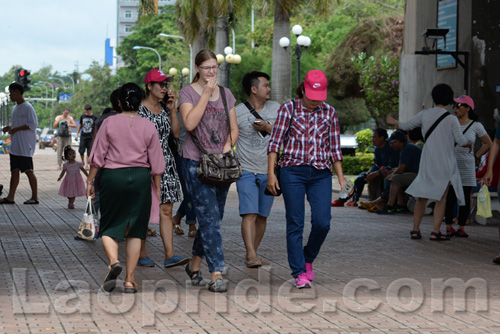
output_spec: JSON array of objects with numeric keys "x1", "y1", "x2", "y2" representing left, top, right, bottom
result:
[{"x1": 400, "y1": 0, "x2": 500, "y2": 129}]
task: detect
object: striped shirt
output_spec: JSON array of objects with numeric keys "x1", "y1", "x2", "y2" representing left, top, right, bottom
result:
[
  {"x1": 267, "y1": 98, "x2": 342, "y2": 173},
  {"x1": 455, "y1": 121, "x2": 487, "y2": 186}
]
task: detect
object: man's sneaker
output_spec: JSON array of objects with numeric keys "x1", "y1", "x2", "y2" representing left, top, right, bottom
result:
[
  {"x1": 376, "y1": 206, "x2": 396, "y2": 215},
  {"x1": 138, "y1": 257, "x2": 155, "y2": 267},
  {"x1": 331, "y1": 200, "x2": 344, "y2": 207},
  {"x1": 305, "y1": 263, "x2": 314, "y2": 281},
  {"x1": 295, "y1": 273, "x2": 311, "y2": 289},
  {"x1": 164, "y1": 255, "x2": 190, "y2": 268},
  {"x1": 346, "y1": 200, "x2": 358, "y2": 207},
  {"x1": 394, "y1": 204, "x2": 408, "y2": 213}
]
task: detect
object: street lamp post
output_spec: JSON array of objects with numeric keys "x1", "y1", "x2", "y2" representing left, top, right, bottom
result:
[
  {"x1": 279, "y1": 24, "x2": 312, "y2": 87},
  {"x1": 48, "y1": 76, "x2": 66, "y2": 90},
  {"x1": 133, "y1": 46, "x2": 162, "y2": 71},
  {"x1": 34, "y1": 83, "x2": 48, "y2": 108},
  {"x1": 159, "y1": 33, "x2": 193, "y2": 83},
  {"x1": 168, "y1": 67, "x2": 190, "y2": 89},
  {"x1": 62, "y1": 72, "x2": 75, "y2": 92},
  {"x1": 216, "y1": 46, "x2": 241, "y2": 89}
]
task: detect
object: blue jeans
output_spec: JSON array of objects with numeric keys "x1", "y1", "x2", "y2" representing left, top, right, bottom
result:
[
  {"x1": 182, "y1": 158, "x2": 229, "y2": 272},
  {"x1": 175, "y1": 154, "x2": 196, "y2": 224},
  {"x1": 281, "y1": 166, "x2": 332, "y2": 278}
]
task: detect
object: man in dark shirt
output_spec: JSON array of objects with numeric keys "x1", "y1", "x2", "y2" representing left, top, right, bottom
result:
[
  {"x1": 75, "y1": 104, "x2": 97, "y2": 169},
  {"x1": 332, "y1": 128, "x2": 399, "y2": 207},
  {"x1": 377, "y1": 130, "x2": 422, "y2": 214}
]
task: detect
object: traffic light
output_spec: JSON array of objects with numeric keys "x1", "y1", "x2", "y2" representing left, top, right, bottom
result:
[{"x1": 16, "y1": 68, "x2": 31, "y2": 91}]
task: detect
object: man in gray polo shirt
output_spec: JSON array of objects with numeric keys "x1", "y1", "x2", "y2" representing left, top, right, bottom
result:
[{"x1": 235, "y1": 71, "x2": 280, "y2": 268}]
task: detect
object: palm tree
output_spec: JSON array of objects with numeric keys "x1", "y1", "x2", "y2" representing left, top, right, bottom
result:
[
  {"x1": 260, "y1": 0, "x2": 338, "y2": 103},
  {"x1": 138, "y1": 0, "x2": 158, "y2": 23},
  {"x1": 176, "y1": 0, "x2": 248, "y2": 86}
]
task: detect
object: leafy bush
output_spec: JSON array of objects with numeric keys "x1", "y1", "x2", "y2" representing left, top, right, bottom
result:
[
  {"x1": 342, "y1": 154, "x2": 374, "y2": 175},
  {"x1": 355, "y1": 129, "x2": 372, "y2": 153}
]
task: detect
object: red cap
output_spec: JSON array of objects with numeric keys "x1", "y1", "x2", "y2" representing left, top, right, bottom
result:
[
  {"x1": 304, "y1": 70, "x2": 327, "y2": 101},
  {"x1": 454, "y1": 95, "x2": 474, "y2": 110},
  {"x1": 144, "y1": 69, "x2": 173, "y2": 85}
]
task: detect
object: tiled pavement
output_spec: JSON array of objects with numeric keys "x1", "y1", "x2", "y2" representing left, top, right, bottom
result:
[{"x1": 1, "y1": 148, "x2": 500, "y2": 333}]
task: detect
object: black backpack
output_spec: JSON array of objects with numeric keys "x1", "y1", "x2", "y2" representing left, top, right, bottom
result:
[{"x1": 58, "y1": 120, "x2": 70, "y2": 137}]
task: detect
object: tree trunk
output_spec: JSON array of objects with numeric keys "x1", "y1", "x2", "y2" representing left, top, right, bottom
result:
[
  {"x1": 271, "y1": 1, "x2": 292, "y2": 103},
  {"x1": 191, "y1": 34, "x2": 206, "y2": 82},
  {"x1": 215, "y1": 16, "x2": 230, "y2": 87}
]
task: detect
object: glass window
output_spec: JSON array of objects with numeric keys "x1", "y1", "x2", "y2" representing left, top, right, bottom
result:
[
  {"x1": 125, "y1": 10, "x2": 132, "y2": 18},
  {"x1": 125, "y1": 24, "x2": 132, "y2": 33}
]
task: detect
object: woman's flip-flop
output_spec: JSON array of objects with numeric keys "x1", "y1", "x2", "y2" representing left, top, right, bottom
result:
[
  {"x1": 0, "y1": 198, "x2": 15, "y2": 204},
  {"x1": 23, "y1": 198, "x2": 39, "y2": 205}
]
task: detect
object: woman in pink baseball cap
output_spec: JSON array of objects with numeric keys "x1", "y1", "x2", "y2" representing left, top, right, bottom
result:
[
  {"x1": 444, "y1": 95, "x2": 491, "y2": 238},
  {"x1": 267, "y1": 70, "x2": 346, "y2": 289}
]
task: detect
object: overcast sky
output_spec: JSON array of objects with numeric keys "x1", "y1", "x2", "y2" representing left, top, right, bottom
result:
[{"x1": 0, "y1": 0, "x2": 117, "y2": 75}]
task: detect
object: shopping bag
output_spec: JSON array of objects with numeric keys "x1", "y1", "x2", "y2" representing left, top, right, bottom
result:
[
  {"x1": 477, "y1": 184, "x2": 493, "y2": 218},
  {"x1": 77, "y1": 196, "x2": 99, "y2": 240}
]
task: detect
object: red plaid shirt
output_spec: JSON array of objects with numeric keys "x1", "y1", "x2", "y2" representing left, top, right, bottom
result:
[{"x1": 267, "y1": 98, "x2": 342, "y2": 173}]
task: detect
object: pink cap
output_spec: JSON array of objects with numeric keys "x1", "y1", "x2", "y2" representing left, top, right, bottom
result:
[
  {"x1": 454, "y1": 95, "x2": 474, "y2": 110},
  {"x1": 144, "y1": 69, "x2": 173, "y2": 85},
  {"x1": 304, "y1": 70, "x2": 327, "y2": 101}
]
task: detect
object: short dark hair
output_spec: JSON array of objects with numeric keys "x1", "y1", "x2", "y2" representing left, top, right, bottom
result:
[
  {"x1": 408, "y1": 127, "x2": 423, "y2": 142},
  {"x1": 119, "y1": 83, "x2": 144, "y2": 111},
  {"x1": 431, "y1": 84, "x2": 454, "y2": 106},
  {"x1": 84, "y1": 104, "x2": 92, "y2": 110},
  {"x1": 373, "y1": 128, "x2": 388, "y2": 140},
  {"x1": 9, "y1": 82, "x2": 24, "y2": 94},
  {"x1": 242, "y1": 71, "x2": 270, "y2": 96},
  {"x1": 110, "y1": 88, "x2": 121, "y2": 112}
]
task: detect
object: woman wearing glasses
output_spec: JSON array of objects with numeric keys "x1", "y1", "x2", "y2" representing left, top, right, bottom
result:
[
  {"x1": 444, "y1": 95, "x2": 490, "y2": 238},
  {"x1": 178, "y1": 49, "x2": 238, "y2": 293},
  {"x1": 386, "y1": 84, "x2": 471, "y2": 241},
  {"x1": 137, "y1": 69, "x2": 188, "y2": 269}
]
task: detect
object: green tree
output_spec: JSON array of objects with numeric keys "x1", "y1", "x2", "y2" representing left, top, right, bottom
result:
[
  {"x1": 66, "y1": 61, "x2": 117, "y2": 119},
  {"x1": 351, "y1": 52, "x2": 399, "y2": 127}
]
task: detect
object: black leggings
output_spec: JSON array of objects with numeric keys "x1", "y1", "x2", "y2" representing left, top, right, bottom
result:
[{"x1": 445, "y1": 185, "x2": 472, "y2": 226}]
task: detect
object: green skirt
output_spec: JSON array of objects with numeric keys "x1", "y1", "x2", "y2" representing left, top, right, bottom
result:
[{"x1": 99, "y1": 167, "x2": 151, "y2": 239}]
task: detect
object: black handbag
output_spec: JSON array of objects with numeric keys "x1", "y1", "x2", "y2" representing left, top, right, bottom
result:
[
  {"x1": 191, "y1": 86, "x2": 242, "y2": 186},
  {"x1": 264, "y1": 100, "x2": 296, "y2": 196}
]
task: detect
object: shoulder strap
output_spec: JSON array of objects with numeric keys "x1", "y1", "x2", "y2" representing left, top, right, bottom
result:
[
  {"x1": 191, "y1": 85, "x2": 232, "y2": 153},
  {"x1": 244, "y1": 101, "x2": 264, "y2": 120},
  {"x1": 424, "y1": 112, "x2": 450, "y2": 142},
  {"x1": 463, "y1": 120, "x2": 474, "y2": 135}
]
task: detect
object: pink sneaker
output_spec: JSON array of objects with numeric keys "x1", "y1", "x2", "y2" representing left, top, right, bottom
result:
[
  {"x1": 295, "y1": 273, "x2": 311, "y2": 289},
  {"x1": 305, "y1": 263, "x2": 314, "y2": 281}
]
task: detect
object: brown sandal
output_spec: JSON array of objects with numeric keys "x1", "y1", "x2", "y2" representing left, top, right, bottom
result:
[
  {"x1": 146, "y1": 227, "x2": 158, "y2": 237},
  {"x1": 188, "y1": 229, "x2": 197, "y2": 238},
  {"x1": 173, "y1": 224, "x2": 184, "y2": 235}
]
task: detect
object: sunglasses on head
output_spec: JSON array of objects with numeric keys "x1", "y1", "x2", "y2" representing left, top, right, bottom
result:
[{"x1": 454, "y1": 103, "x2": 469, "y2": 109}]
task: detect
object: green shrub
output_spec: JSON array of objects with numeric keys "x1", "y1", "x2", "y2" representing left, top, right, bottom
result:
[
  {"x1": 355, "y1": 129, "x2": 372, "y2": 153},
  {"x1": 342, "y1": 154, "x2": 374, "y2": 175}
]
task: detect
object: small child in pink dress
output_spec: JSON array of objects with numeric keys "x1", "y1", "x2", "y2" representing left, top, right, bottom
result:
[{"x1": 57, "y1": 145, "x2": 89, "y2": 209}]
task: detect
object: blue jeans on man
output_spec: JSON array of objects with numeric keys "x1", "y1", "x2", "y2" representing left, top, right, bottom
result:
[
  {"x1": 182, "y1": 158, "x2": 229, "y2": 273},
  {"x1": 280, "y1": 165, "x2": 332, "y2": 278}
]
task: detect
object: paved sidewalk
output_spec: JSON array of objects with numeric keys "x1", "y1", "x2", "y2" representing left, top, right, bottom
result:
[{"x1": 1, "y1": 149, "x2": 500, "y2": 333}]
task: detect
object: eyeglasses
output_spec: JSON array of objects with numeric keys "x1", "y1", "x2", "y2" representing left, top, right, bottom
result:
[
  {"x1": 154, "y1": 81, "x2": 170, "y2": 89},
  {"x1": 454, "y1": 103, "x2": 469, "y2": 109},
  {"x1": 199, "y1": 65, "x2": 220, "y2": 71}
]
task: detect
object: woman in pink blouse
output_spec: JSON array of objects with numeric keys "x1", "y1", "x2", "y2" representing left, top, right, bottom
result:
[{"x1": 86, "y1": 83, "x2": 165, "y2": 294}]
